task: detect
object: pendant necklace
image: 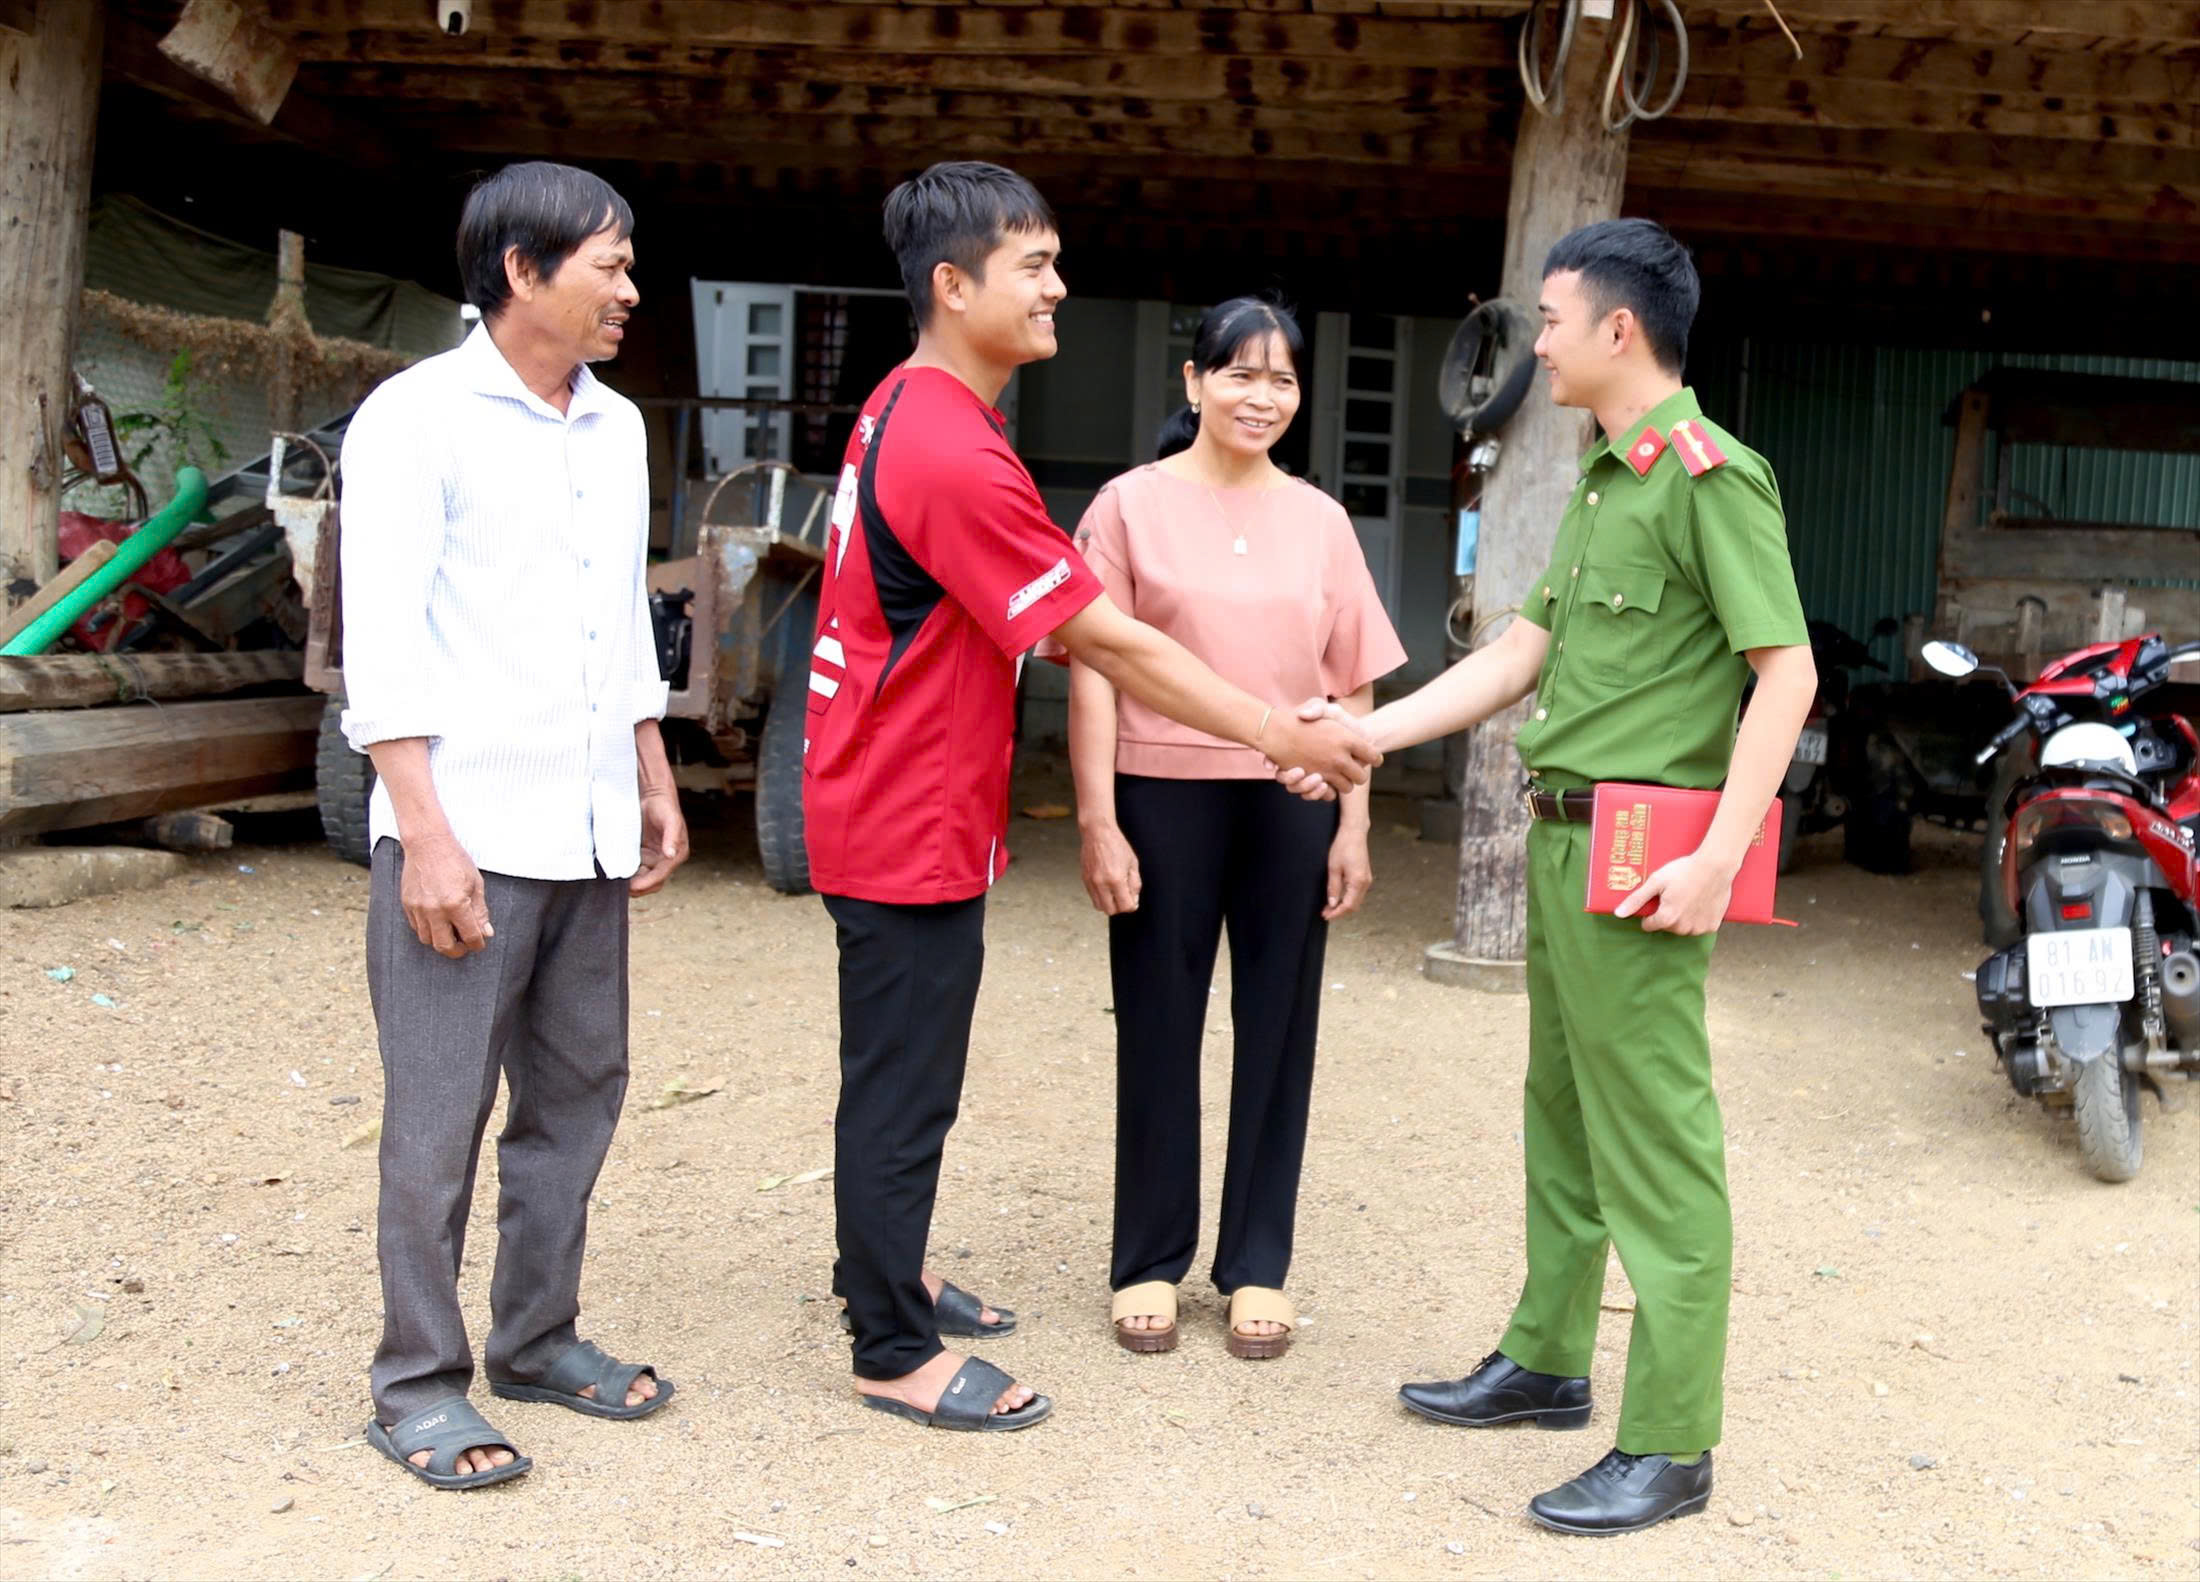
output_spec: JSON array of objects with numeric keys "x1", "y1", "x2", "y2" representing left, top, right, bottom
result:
[{"x1": 1204, "y1": 484, "x2": 1249, "y2": 555}]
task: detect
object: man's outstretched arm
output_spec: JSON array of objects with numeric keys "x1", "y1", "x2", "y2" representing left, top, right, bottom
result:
[{"x1": 1050, "y1": 595, "x2": 1380, "y2": 793}]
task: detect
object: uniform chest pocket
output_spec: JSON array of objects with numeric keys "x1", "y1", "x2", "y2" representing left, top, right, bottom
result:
[{"x1": 1575, "y1": 564, "x2": 1666, "y2": 689}]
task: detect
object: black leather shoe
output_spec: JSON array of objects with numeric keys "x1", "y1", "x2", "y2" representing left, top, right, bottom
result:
[
  {"x1": 1527, "y1": 1449, "x2": 1713, "y2": 1535},
  {"x1": 1398, "y1": 1350, "x2": 1591, "y2": 1429}
]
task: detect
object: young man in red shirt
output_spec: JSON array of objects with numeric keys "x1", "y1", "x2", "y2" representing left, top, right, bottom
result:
[{"x1": 805, "y1": 161, "x2": 1378, "y2": 1431}]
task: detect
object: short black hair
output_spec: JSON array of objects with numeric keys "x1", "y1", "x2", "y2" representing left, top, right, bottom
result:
[
  {"x1": 457, "y1": 162, "x2": 634, "y2": 319},
  {"x1": 1542, "y1": 218, "x2": 1698, "y2": 375},
  {"x1": 881, "y1": 161, "x2": 1058, "y2": 329},
  {"x1": 1156, "y1": 295, "x2": 1307, "y2": 459}
]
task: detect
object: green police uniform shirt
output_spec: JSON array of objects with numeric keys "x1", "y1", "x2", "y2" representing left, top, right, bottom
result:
[{"x1": 1516, "y1": 387, "x2": 1807, "y2": 791}]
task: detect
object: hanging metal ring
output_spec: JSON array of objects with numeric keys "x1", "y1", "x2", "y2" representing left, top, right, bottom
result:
[{"x1": 1518, "y1": 0, "x2": 1580, "y2": 119}]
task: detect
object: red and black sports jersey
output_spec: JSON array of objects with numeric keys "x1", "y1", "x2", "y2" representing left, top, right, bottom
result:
[{"x1": 802, "y1": 366, "x2": 1103, "y2": 904}]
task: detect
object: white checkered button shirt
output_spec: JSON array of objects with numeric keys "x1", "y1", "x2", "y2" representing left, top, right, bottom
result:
[{"x1": 338, "y1": 326, "x2": 670, "y2": 881}]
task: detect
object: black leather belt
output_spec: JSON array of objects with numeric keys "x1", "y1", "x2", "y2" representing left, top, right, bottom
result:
[{"x1": 1522, "y1": 785, "x2": 1596, "y2": 823}]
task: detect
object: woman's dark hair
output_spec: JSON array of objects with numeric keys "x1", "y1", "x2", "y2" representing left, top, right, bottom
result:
[
  {"x1": 1541, "y1": 217, "x2": 1698, "y2": 375},
  {"x1": 882, "y1": 161, "x2": 1058, "y2": 329},
  {"x1": 1154, "y1": 296, "x2": 1307, "y2": 459},
  {"x1": 457, "y1": 161, "x2": 634, "y2": 320}
]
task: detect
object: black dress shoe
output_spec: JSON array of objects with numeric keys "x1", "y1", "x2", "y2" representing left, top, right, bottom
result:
[
  {"x1": 1527, "y1": 1449, "x2": 1713, "y2": 1535},
  {"x1": 1398, "y1": 1350, "x2": 1591, "y2": 1429}
]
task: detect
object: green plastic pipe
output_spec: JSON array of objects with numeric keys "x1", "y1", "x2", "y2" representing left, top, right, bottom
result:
[{"x1": 3, "y1": 467, "x2": 209, "y2": 657}]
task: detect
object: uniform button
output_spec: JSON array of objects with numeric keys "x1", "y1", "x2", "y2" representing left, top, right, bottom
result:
[
  {"x1": 582, "y1": 558, "x2": 592, "y2": 568},
  {"x1": 1570, "y1": 566, "x2": 1580, "y2": 578},
  {"x1": 1586, "y1": 491, "x2": 1600, "y2": 505},
  {"x1": 1535, "y1": 707, "x2": 1548, "y2": 721},
  {"x1": 1612, "y1": 594, "x2": 1625, "y2": 608},
  {"x1": 1557, "y1": 640, "x2": 1564, "y2": 651},
  {"x1": 588, "y1": 630, "x2": 598, "y2": 640}
]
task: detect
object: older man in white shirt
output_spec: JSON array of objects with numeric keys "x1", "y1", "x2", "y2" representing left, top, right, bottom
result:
[{"x1": 339, "y1": 162, "x2": 686, "y2": 1492}]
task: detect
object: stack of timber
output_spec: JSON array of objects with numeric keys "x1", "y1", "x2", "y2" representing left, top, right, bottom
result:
[{"x1": 0, "y1": 651, "x2": 316, "y2": 841}]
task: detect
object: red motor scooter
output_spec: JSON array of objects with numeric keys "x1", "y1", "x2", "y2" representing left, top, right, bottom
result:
[{"x1": 1923, "y1": 633, "x2": 2200, "y2": 1182}]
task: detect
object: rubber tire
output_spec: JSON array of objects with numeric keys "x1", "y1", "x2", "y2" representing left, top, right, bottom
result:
[
  {"x1": 1843, "y1": 785, "x2": 1913, "y2": 875},
  {"x1": 2072, "y1": 1052, "x2": 2143, "y2": 1183},
  {"x1": 315, "y1": 696, "x2": 375, "y2": 868},
  {"x1": 755, "y1": 701, "x2": 811, "y2": 896},
  {"x1": 1776, "y1": 789, "x2": 1802, "y2": 874}
]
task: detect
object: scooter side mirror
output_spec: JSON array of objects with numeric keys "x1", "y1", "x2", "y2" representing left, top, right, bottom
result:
[{"x1": 1920, "y1": 640, "x2": 1980, "y2": 678}]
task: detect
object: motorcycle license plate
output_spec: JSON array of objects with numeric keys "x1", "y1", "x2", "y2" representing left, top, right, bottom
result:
[
  {"x1": 2026, "y1": 928, "x2": 2135, "y2": 1008},
  {"x1": 1793, "y1": 726, "x2": 1828, "y2": 766}
]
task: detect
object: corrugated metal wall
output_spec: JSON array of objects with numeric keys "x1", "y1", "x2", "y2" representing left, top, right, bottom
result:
[{"x1": 1687, "y1": 340, "x2": 2200, "y2": 665}]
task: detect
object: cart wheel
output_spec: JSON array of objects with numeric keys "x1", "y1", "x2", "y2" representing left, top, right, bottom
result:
[
  {"x1": 755, "y1": 701, "x2": 811, "y2": 896},
  {"x1": 316, "y1": 695, "x2": 375, "y2": 868}
]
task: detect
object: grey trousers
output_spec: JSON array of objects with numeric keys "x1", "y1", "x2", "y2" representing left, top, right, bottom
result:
[{"x1": 365, "y1": 838, "x2": 630, "y2": 1424}]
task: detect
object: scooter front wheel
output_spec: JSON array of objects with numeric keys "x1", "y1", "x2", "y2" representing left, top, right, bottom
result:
[{"x1": 2072, "y1": 1053, "x2": 2143, "y2": 1183}]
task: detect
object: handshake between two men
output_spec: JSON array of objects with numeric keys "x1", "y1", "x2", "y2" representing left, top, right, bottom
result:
[{"x1": 1266, "y1": 695, "x2": 1381, "y2": 802}]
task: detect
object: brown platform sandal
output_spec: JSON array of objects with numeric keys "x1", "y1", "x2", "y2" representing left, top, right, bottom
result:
[
  {"x1": 1225, "y1": 1287, "x2": 1295, "y2": 1361},
  {"x1": 1111, "y1": 1281, "x2": 1179, "y2": 1354}
]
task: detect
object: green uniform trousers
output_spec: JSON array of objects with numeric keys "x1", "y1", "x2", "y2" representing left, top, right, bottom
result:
[{"x1": 1497, "y1": 818, "x2": 1730, "y2": 1455}]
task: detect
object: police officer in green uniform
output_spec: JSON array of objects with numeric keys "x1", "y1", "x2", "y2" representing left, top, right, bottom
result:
[{"x1": 1301, "y1": 219, "x2": 1814, "y2": 1534}]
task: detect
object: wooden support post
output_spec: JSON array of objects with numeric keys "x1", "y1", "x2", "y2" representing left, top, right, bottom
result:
[
  {"x1": 269, "y1": 229, "x2": 307, "y2": 436},
  {"x1": 1426, "y1": 17, "x2": 1628, "y2": 994},
  {"x1": 0, "y1": 0, "x2": 103, "y2": 600}
]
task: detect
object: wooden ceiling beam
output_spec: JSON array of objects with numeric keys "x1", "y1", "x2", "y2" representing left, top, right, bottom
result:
[
  {"x1": 1669, "y1": 72, "x2": 2198, "y2": 150},
  {"x1": 1697, "y1": 23, "x2": 2200, "y2": 102},
  {"x1": 369, "y1": 104, "x2": 1510, "y2": 170},
  {"x1": 379, "y1": 110, "x2": 2192, "y2": 226},
  {"x1": 262, "y1": 1, "x2": 1519, "y2": 66},
  {"x1": 293, "y1": 57, "x2": 2197, "y2": 151},
  {"x1": 1685, "y1": 2, "x2": 2200, "y2": 48},
  {"x1": 297, "y1": 66, "x2": 1513, "y2": 134}
]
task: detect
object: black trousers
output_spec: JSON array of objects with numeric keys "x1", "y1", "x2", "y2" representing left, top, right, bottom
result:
[
  {"x1": 823, "y1": 891, "x2": 988, "y2": 1381},
  {"x1": 1108, "y1": 775, "x2": 1337, "y2": 1296}
]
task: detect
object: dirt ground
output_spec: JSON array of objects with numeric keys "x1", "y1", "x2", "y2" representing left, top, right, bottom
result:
[{"x1": 2, "y1": 757, "x2": 2196, "y2": 1582}]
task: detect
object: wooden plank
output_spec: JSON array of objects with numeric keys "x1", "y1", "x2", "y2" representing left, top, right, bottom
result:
[
  {"x1": 1628, "y1": 124, "x2": 2200, "y2": 210},
  {"x1": 0, "y1": 694, "x2": 322, "y2": 838},
  {"x1": 296, "y1": 64, "x2": 1514, "y2": 132},
  {"x1": 1940, "y1": 526, "x2": 2200, "y2": 584},
  {"x1": 263, "y1": 1, "x2": 1520, "y2": 65},
  {"x1": 326, "y1": 61, "x2": 2198, "y2": 150},
  {"x1": 1693, "y1": 25, "x2": 2200, "y2": 106},
  {"x1": 106, "y1": 12, "x2": 398, "y2": 169},
  {"x1": 1669, "y1": 71, "x2": 2200, "y2": 150},
  {"x1": 158, "y1": 0, "x2": 300, "y2": 125},
  {"x1": 376, "y1": 103, "x2": 1510, "y2": 170},
  {"x1": 1685, "y1": 1, "x2": 2200, "y2": 48},
  {"x1": 0, "y1": 539, "x2": 116, "y2": 647},
  {"x1": 0, "y1": 0, "x2": 100, "y2": 593},
  {"x1": 0, "y1": 650, "x2": 306, "y2": 713}
]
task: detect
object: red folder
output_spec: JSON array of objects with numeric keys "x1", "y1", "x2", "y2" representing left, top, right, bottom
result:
[{"x1": 1583, "y1": 782, "x2": 1791, "y2": 927}]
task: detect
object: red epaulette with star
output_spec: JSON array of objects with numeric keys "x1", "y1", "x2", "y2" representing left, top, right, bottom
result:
[
  {"x1": 1623, "y1": 426, "x2": 1667, "y2": 478},
  {"x1": 1669, "y1": 418, "x2": 1729, "y2": 477}
]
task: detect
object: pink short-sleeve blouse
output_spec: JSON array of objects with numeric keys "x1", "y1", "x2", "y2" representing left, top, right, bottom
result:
[{"x1": 1073, "y1": 463, "x2": 1408, "y2": 779}]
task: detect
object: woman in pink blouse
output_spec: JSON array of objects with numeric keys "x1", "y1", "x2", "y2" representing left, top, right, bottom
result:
[{"x1": 1067, "y1": 298, "x2": 1407, "y2": 1360}]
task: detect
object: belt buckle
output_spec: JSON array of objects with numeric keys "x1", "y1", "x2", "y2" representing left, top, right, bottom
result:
[{"x1": 1521, "y1": 782, "x2": 1541, "y2": 821}]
